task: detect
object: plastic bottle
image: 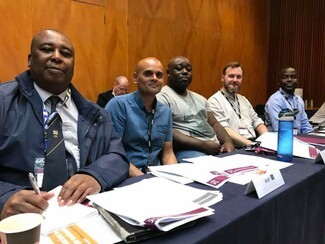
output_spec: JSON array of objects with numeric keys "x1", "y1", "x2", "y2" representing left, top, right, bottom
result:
[{"x1": 277, "y1": 110, "x2": 296, "y2": 162}]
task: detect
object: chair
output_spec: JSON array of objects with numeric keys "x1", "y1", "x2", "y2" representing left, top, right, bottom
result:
[{"x1": 255, "y1": 104, "x2": 265, "y2": 121}]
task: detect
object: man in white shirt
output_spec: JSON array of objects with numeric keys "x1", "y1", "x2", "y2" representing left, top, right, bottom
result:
[{"x1": 208, "y1": 62, "x2": 268, "y2": 148}]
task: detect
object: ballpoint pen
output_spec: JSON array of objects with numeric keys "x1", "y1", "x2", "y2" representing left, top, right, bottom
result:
[{"x1": 28, "y1": 172, "x2": 41, "y2": 195}]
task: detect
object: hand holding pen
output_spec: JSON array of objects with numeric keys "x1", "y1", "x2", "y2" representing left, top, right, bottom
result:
[
  {"x1": 0, "y1": 174, "x2": 53, "y2": 220},
  {"x1": 28, "y1": 172, "x2": 41, "y2": 195}
]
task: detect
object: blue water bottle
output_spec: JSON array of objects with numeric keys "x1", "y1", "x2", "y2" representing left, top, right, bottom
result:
[{"x1": 277, "y1": 110, "x2": 296, "y2": 162}]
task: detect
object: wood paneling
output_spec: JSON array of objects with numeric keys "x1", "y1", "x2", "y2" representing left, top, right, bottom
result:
[
  {"x1": 127, "y1": 0, "x2": 269, "y2": 106},
  {"x1": 0, "y1": 0, "x2": 32, "y2": 82},
  {"x1": 0, "y1": 0, "x2": 269, "y2": 107},
  {"x1": 70, "y1": 1, "x2": 106, "y2": 101},
  {"x1": 104, "y1": 0, "x2": 128, "y2": 93},
  {"x1": 269, "y1": 0, "x2": 325, "y2": 107}
]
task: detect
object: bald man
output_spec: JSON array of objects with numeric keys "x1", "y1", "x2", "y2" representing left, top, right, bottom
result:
[
  {"x1": 0, "y1": 29, "x2": 129, "y2": 219},
  {"x1": 106, "y1": 57, "x2": 177, "y2": 177},
  {"x1": 97, "y1": 76, "x2": 129, "y2": 108}
]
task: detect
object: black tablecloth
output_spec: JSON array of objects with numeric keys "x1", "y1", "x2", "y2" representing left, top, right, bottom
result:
[{"x1": 117, "y1": 150, "x2": 325, "y2": 244}]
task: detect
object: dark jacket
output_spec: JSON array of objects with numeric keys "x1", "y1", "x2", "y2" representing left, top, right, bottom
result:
[
  {"x1": 0, "y1": 71, "x2": 129, "y2": 210},
  {"x1": 96, "y1": 90, "x2": 114, "y2": 108}
]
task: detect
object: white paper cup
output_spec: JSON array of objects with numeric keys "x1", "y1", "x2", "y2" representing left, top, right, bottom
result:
[{"x1": 0, "y1": 213, "x2": 43, "y2": 244}]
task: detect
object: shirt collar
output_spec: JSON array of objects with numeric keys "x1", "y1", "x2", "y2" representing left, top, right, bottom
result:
[
  {"x1": 133, "y1": 90, "x2": 157, "y2": 113},
  {"x1": 279, "y1": 87, "x2": 296, "y2": 99},
  {"x1": 34, "y1": 82, "x2": 70, "y2": 108}
]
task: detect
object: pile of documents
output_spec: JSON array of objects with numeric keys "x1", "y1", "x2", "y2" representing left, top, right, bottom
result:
[
  {"x1": 149, "y1": 154, "x2": 292, "y2": 187},
  {"x1": 88, "y1": 177, "x2": 222, "y2": 232}
]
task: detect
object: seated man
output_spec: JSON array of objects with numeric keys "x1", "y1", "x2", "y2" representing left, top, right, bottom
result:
[
  {"x1": 265, "y1": 67, "x2": 313, "y2": 134},
  {"x1": 156, "y1": 56, "x2": 235, "y2": 162},
  {"x1": 309, "y1": 102, "x2": 325, "y2": 126},
  {"x1": 0, "y1": 29, "x2": 129, "y2": 220},
  {"x1": 96, "y1": 75, "x2": 129, "y2": 108},
  {"x1": 105, "y1": 57, "x2": 177, "y2": 176},
  {"x1": 208, "y1": 62, "x2": 268, "y2": 148}
]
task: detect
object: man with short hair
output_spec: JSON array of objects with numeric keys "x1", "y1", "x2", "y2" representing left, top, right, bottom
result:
[
  {"x1": 0, "y1": 29, "x2": 129, "y2": 219},
  {"x1": 97, "y1": 75, "x2": 129, "y2": 108},
  {"x1": 106, "y1": 57, "x2": 177, "y2": 176},
  {"x1": 265, "y1": 67, "x2": 313, "y2": 134},
  {"x1": 208, "y1": 62, "x2": 268, "y2": 148},
  {"x1": 157, "y1": 56, "x2": 234, "y2": 162}
]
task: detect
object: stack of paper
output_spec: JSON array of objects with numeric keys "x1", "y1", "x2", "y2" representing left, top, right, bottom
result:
[
  {"x1": 149, "y1": 154, "x2": 292, "y2": 187},
  {"x1": 40, "y1": 186, "x2": 122, "y2": 244},
  {"x1": 88, "y1": 177, "x2": 221, "y2": 232}
]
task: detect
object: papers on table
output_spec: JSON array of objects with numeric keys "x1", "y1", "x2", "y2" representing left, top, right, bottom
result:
[
  {"x1": 149, "y1": 163, "x2": 194, "y2": 184},
  {"x1": 182, "y1": 154, "x2": 292, "y2": 186},
  {"x1": 256, "y1": 132, "x2": 320, "y2": 159},
  {"x1": 88, "y1": 177, "x2": 221, "y2": 232},
  {"x1": 40, "y1": 186, "x2": 121, "y2": 243}
]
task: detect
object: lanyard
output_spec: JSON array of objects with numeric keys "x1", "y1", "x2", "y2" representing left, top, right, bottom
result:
[
  {"x1": 147, "y1": 108, "x2": 155, "y2": 154},
  {"x1": 42, "y1": 88, "x2": 71, "y2": 153},
  {"x1": 280, "y1": 91, "x2": 297, "y2": 110},
  {"x1": 221, "y1": 91, "x2": 241, "y2": 119}
]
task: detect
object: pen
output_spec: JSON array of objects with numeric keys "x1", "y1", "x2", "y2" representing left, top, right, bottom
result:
[{"x1": 28, "y1": 172, "x2": 41, "y2": 195}]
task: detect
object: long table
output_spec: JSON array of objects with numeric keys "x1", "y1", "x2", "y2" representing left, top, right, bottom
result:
[{"x1": 118, "y1": 150, "x2": 325, "y2": 244}]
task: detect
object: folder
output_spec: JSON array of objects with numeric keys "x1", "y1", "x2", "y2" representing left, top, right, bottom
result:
[{"x1": 93, "y1": 203, "x2": 195, "y2": 243}]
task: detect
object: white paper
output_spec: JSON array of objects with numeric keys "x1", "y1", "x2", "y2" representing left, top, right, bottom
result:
[
  {"x1": 149, "y1": 163, "x2": 194, "y2": 184},
  {"x1": 41, "y1": 186, "x2": 98, "y2": 235},
  {"x1": 88, "y1": 177, "x2": 219, "y2": 231},
  {"x1": 182, "y1": 154, "x2": 292, "y2": 185},
  {"x1": 256, "y1": 132, "x2": 320, "y2": 159}
]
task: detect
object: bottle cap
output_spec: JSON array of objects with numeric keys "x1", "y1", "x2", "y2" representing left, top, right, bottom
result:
[{"x1": 278, "y1": 109, "x2": 298, "y2": 121}]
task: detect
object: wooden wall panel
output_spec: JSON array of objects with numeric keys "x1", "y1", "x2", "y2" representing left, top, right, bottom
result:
[
  {"x1": 0, "y1": 0, "x2": 269, "y2": 107},
  {"x1": 70, "y1": 1, "x2": 106, "y2": 101},
  {"x1": 269, "y1": 0, "x2": 325, "y2": 108},
  {"x1": 31, "y1": 0, "x2": 71, "y2": 35},
  {"x1": 104, "y1": 0, "x2": 128, "y2": 93},
  {"x1": 127, "y1": 0, "x2": 269, "y2": 106},
  {"x1": 0, "y1": 0, "x2": 32, "y2": 82}
]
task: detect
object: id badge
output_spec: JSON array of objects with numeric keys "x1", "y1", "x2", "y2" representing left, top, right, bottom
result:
[
  {"x1": 239, "y1": 127, "x2": 249, "y2": 136},
  {"x1": 34, "y1": 157, "x2": 45, "y2": 188}
]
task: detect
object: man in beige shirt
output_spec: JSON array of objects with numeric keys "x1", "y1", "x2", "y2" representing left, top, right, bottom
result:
[{"x1": 208, "y1": 62, "x2": 268, "y2": 148}]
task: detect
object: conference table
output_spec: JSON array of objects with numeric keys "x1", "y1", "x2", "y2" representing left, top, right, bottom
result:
[{"x1": 117, "y1": 149, "x2": 325, "y2": 244}]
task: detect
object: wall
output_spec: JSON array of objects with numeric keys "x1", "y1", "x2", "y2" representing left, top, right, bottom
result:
[
  {"x1": 268, "y1": 0, "x2": 325, "y2": 108},
  {"x1": 0, "y1": 0, "x2": 269, "y2": 106}
]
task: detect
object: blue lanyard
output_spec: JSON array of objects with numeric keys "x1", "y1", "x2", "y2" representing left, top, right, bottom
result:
[{"x1": 42, "y1": 88, "x2": 71, "y2": 153}]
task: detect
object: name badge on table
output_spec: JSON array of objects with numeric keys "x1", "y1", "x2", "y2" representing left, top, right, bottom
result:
[
  {"x1": 315, "y1": 149, "x2": 325, "y2": 164},
  {"x1": 245, "y1": 168, "x2": 285, "y2": 199}
]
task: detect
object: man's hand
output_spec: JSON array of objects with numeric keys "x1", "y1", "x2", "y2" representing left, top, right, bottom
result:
[
  {"x1": 220, "y1": 141, "x2": 235, "y2": 153},
  {"x1": 58, "y1": 174, "x2": 101, "y2": 207},
  {"x1": 0, "y1": 190, "x2": 54, "y2": 220},
  {"x1": 201, "y1": 140, "x2": 222, "y2": 155}
]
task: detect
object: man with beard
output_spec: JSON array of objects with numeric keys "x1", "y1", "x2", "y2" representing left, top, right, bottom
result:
[
  {"x1": 265, "y1": 67, "x2": 313, "y2": 134},
  {"x1": 106, "y1": 57, "x2": 177, "y2": 176},
  {"x1": 208, "y1": 62, "x2": 267, "y2": 148},
  {"x1": 157, "y1": 56, "x2": 234, "y2": 163}
]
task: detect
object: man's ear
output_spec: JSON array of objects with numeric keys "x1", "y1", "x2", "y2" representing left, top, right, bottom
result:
[
  {"x1": 133, "y1": 72, "x2": 138, "y2": 84},
  {"x1": 166, "y1": 68, "x2": 170, "y2": 77},
  {"x1": 27, "y1": 54, "x2": 31, "y2": 67},
  {"x1": 221, "y1": 75, "x2": 225, "y2": 82}
]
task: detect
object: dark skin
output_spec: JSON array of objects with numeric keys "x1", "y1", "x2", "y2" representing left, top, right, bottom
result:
[
  {"x1": 1, "y1": 30, "x2": 101, "y2": 220},
  {"x1": 279, "y1": 67, "x2": 298, "y2": 95},
  {"x1": 166, "y1": 56, "x2": 234, "y2": 154}
]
